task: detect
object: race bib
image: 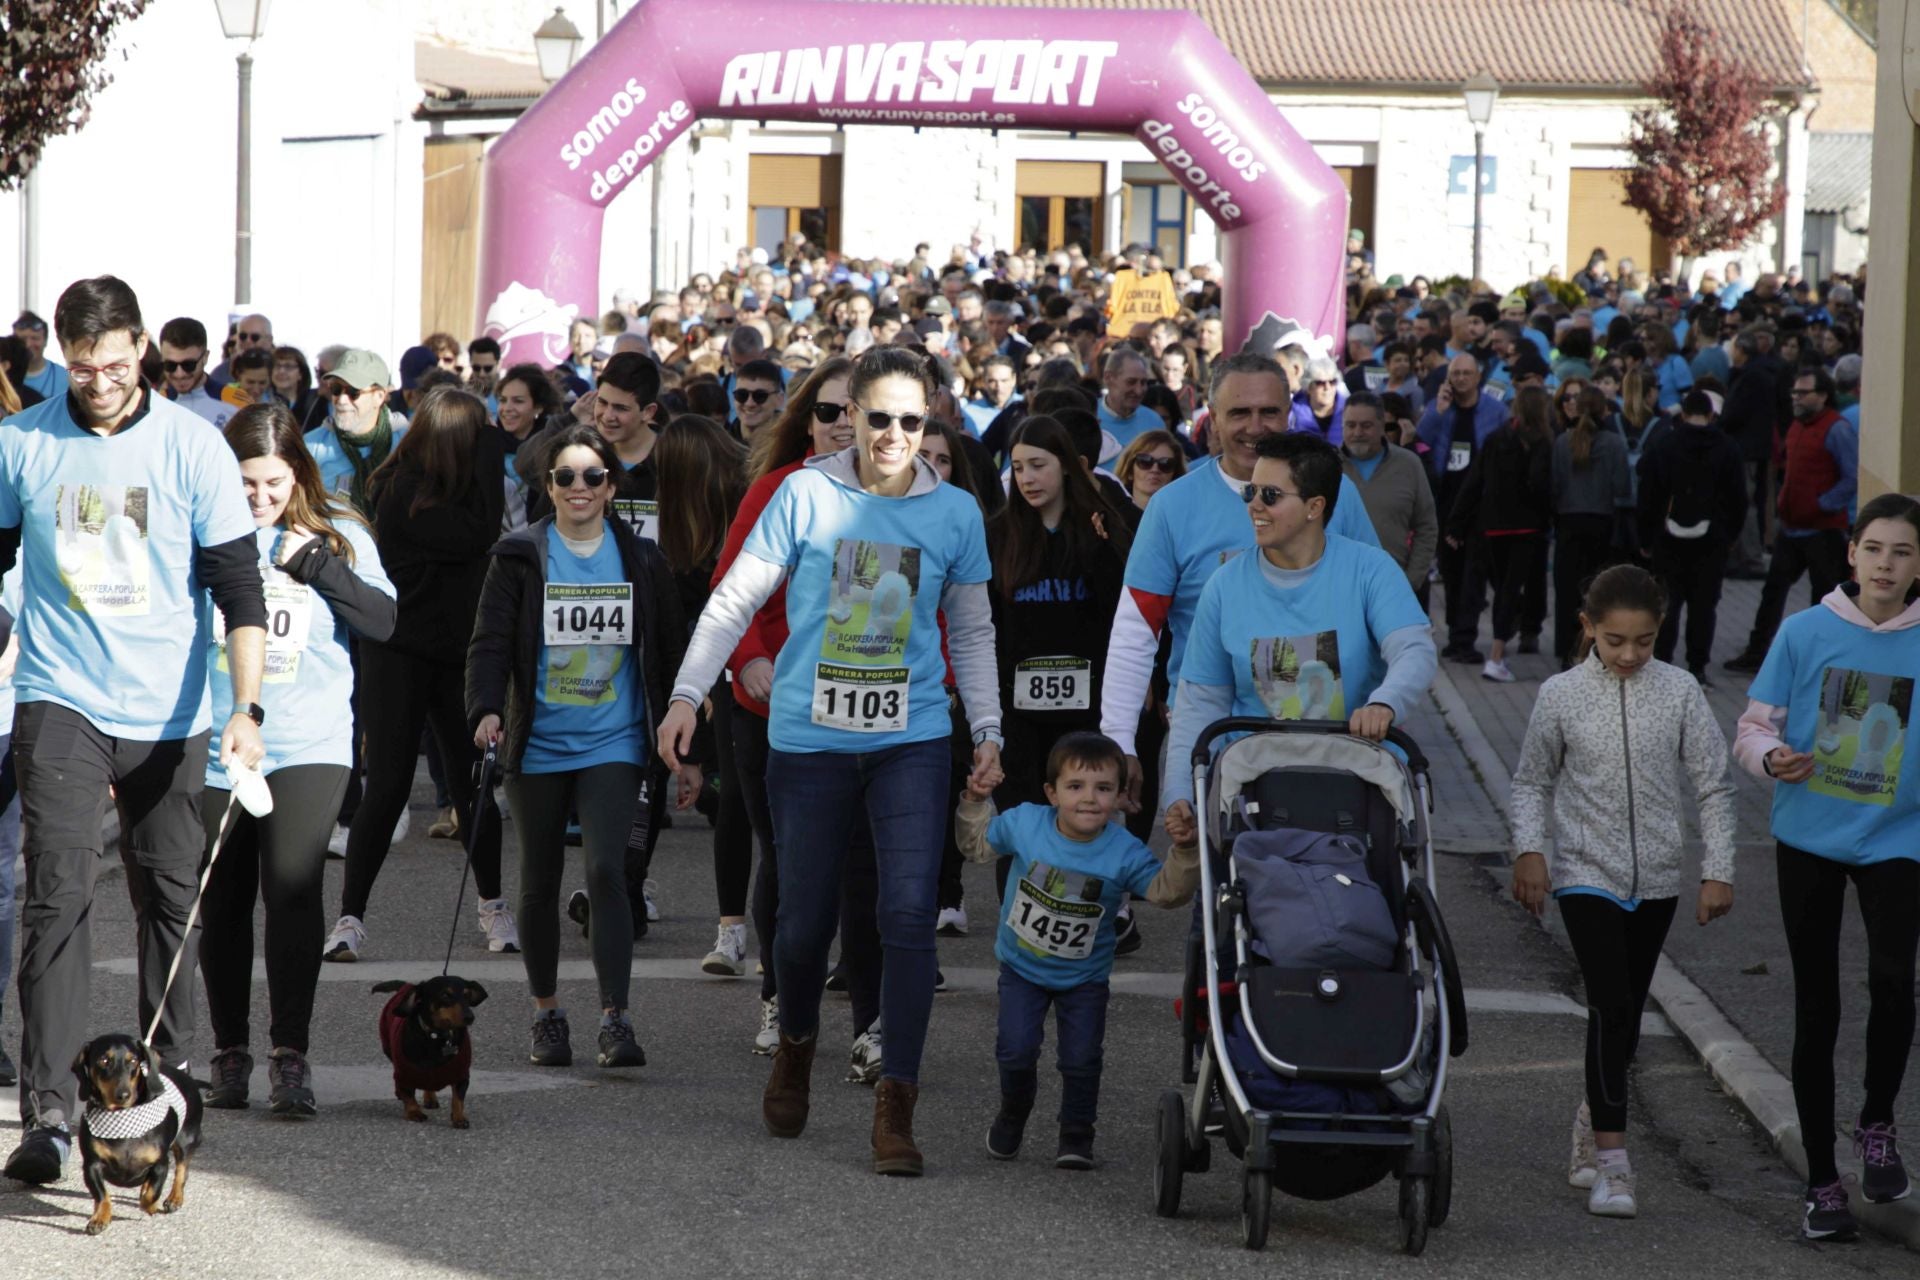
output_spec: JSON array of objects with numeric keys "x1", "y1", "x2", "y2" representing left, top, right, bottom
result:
[
  {"x1": 1014, "y1": 656, "x2": 1091, "y2": 712},
  {"x1": 544, "y1": 583, "x2": 634, "y2": 647},
  {"x1": 1362, "y1": 367, "x2": 1388, "y2": 391},
  {"x1": 1008, "y1": 874, "x2": 1103, "y2": 960},
  {"x1": 1483, "y1": 380, "x2": 1510, "y2": 403},
  {"x1": 611, "y1": 497, "x2": 658, "y2": 543},
  {"x1": 216, "y1": 576, "x2": 311, "y2": 683},
  {"x1": 811, "y1": 662, "x2": 908, "y2": 732},
  {"x1": 1447, "y1": 443, "x2": 1473, "y2": 473}
]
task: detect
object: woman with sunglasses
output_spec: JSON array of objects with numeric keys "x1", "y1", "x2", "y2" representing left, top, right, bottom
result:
[
  {"x1": 469, "y1": 425, "x2": 692, "y2": 1069},
  {"x1": 662, "y1": 346, "x2": 1003, "y2": 1176},
  {"x1": 199, "y1": 405, "x2": 397, "y2": 1116},
  {"x1": 1554, "y1": 377, "x2": 1591, "y2": 437},
  {"x1": 1116, "y1": 430, "x2": 1187, "y2": 511}
]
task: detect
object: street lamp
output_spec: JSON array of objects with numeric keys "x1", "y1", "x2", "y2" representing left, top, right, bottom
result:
[
  {"x1": 535, "y1": 7, "x2": 585, "y2": 84},
  {"x1": 1462, "y1": 71, "x2": 1499, "y2": 287},
  {"x1": 213, "y1": 0, "x2": 271, "y2": 307}
]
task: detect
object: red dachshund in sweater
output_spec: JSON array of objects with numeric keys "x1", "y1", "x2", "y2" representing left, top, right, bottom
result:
[{"x1": 372, "y1": 977, "x2": 487, "y2": 1128}]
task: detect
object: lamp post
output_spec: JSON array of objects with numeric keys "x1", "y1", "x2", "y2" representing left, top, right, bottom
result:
[
  {"x1": 214, "y1": 0, "x2": 271, "y2": 307},
  {"x1": 1462, "y1": 72, "x2": 1499, "y2": 287},
  {"x1": 535, "y1": 7, "x2": 585, "y2": 84}
]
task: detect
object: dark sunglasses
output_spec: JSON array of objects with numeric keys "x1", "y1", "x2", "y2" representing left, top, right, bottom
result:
[
  {"x1": 550, "y1": 466, "x2": 610, "y2": 488},
  {"x1": 857, "y1": 408, "x2": 926, "y2": 432},
  {"x1": 161, "y1": 358, "x2": 201, "y2": 373},
  {"x1": 733, "y1": 387, "x2": 775, "y2": 405},
  {"x1": 470, "y1": 362, "x2": 498, "y2": 375},
  {"x1": 1133, "y1": 455, "x2": 1179, "y2": 474},
  {"x1": 1240, "y1": 483, "x2": 1299, "y2": 507},
  {"x1": 322, "y1": 379, "x2": 362, "y2": 399},
  {"x1": 810, "y1": 400, "x2": 848, "y2": 424}
]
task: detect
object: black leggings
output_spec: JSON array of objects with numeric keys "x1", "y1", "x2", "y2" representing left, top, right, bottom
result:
[
  {"x1": 1553, "y1": 514, "x2": 1614, "y2": 664},
  {"x1": 1483, "y1": 533, "x2": 1548, "y2": 646},
  {"x1": 710, "y1": 682, "x2": 754, "y2": 918},
  {"x1": 198, "y1": 764, "x2": 350, "y2": 1055},
  {"x1": 340, "y1": 642, "x2": 501, "y2": 919},
  {"x1": 509, "y1": 762, "x2": 642, "y2": 1012},
  {"x1": 1557, "y1": 893, "x2": 1678, "y2": 1133},
  {"x1": 1777, "y1": 842, "x2": 1920, "y2": 1185}
]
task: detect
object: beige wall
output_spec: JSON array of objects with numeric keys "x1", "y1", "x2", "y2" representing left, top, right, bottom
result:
[
  {"x1": 1795, "y1": 0, "x2": 1878, "y2": 132},
  {"x1": 1858, "y1": 0, "x2": 1920, "y2": 500}
]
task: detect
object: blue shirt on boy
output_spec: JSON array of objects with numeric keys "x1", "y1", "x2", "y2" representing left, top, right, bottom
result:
[
  {"x1": 521, "y1": 524, "x2": 648, "y2": 774},
  {"x1": 986, "y1": 803, "x2": 1165, "y2": 990}
]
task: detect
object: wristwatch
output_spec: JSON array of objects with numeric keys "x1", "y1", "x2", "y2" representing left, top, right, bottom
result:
[{"x1": 236, "y1": 702, "x2": 266, "y2": 726}]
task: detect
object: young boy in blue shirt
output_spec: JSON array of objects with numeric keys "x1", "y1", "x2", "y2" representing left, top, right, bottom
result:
[{"x1": 957, "y1": 731, "x2": 1200, "y2": 1169}]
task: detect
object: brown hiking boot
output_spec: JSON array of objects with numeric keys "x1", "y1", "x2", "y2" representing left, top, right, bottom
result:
[
  {"x1": 872, "y1": 1077, "x2": 923, "y2": 1176},
  {"x1": 763, "y1": 1032, "x2": 817, "y2": 1138}
]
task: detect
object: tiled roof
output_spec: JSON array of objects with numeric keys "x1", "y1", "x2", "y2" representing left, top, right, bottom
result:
[
  {"x1": 877, "y1": 0, "x2": 1816, "y2": 92},
  {"x1": 1804, "y1": 131, "x2": 1873, "y2": 212},
  {"x1": 416, "y1": 42, "x2": 544, "y2": 106}
]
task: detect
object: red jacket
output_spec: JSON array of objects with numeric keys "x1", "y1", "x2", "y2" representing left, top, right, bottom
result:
[
  {"x1": 1775, "y1": 408, "x2": 1847, "y2": 532},
  {"x1": 711, "y1": 461, "x2": 804, "y2": 719},
  {"x1": 378, "y1": 985, "x2": 472, "y2": 1093}
]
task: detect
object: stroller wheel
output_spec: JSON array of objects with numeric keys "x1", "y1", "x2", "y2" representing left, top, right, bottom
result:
[
  {"x1": 1153, "y1": 1090, "x2": 1186, "y2": 1218},
  {"x1": 1398, "y1": 1175, "x2": 1431, "y2": 1256},
  {"x1": 1240, "y1": 1167, "x2": 1271, "y2": 1251},
  {"x1": 1429, "y1": 1104, "x2": 1453, "y2": 1227}
]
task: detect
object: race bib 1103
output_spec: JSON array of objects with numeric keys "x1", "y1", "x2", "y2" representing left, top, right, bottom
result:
[{"x1": 811, "y1": 662, "x2": 907, "y2": 733}]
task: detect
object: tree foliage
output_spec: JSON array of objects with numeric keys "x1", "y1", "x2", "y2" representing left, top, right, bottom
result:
[
  {"x1": 1623, "y1": 1, "x2": 1786, "y2": 259},
  {"x1": 0, "y1": 0, "x2": 153, "y2": 189}
]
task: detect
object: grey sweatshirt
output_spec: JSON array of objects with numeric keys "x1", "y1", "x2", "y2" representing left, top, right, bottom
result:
[{"x1": 1550, "y1": 427, "x2": 1632, "y2": 518}]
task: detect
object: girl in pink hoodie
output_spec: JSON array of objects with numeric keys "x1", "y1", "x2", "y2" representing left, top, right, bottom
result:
[{"x1": 1734, "y1": 492, "x2": 1920, "y2": 1241}]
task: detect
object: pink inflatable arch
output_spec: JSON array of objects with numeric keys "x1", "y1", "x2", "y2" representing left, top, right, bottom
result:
[{"x1": 476, "y1": 0, "x2": 1347, "y2": 366}]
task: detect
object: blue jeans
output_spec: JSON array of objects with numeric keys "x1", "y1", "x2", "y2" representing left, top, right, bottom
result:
[
  {"x1": 996, "y1": 965, "x2": 1109, "y2": 1130},
  {"x1": 766, "y1": 738, "x2": 949, "y2": 1084}
]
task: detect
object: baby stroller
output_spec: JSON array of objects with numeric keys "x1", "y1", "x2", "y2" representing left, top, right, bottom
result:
[{"x1": 1152, "y1": 718, "x2": 1468, "y2": 1256}]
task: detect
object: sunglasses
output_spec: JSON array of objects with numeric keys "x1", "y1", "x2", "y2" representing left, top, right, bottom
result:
[
  {"x1": 471, "y1": 363, "x2": 497, "y2": 376},
  {"x1": 322, "y1": 379, "x2": 363, "y2": 400},
  {"x1": 855, "y1": 408, "x2": 926, "y2": 432},
  {"x1": 811, "y1": 400, "x2": 848, "y2": 424},
  {"x1": 1240, "y1": 483, "x2": 1300, "y2": 507},
  {"x1": 550, "y1": 466, "x2": 611, "y2": 488},
  {"x1": 161, "y1": 358, "x2": 202, "y2": 374},
  {"x1": 1134, "y1": 455, "x2": 1179, "y2": 474},
  {"x1": 733, "y1": 387, "x2": 775, "y2": 405}
]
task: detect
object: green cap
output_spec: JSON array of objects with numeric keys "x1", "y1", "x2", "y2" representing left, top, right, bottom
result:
[{"x1": 329, "y1": 349, "x2": 391, "y2": 390}]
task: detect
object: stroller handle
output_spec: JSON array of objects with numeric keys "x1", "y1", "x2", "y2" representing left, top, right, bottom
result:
[{"x1": 1187, "y1": 717, "x2": 1428, "y2": 772}]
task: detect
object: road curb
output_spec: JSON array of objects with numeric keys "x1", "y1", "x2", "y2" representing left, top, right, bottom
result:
[{"x1": 1428, "y1": 661, "x2": 1920, "y2": 1251}]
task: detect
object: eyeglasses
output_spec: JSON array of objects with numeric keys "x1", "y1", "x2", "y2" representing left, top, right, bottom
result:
[
  {"x1": 1310, "y1": 379, "x2": 1340, "y2": 389},
  {"x1": 160, "y1": 357, "x2": 202, "y2": 374},
  {"x1": 322, "y1": 379, "x2": 364, "y2": 400},
  {"x1": 69, "y1": 362, "x2": 136, "y2": 387},
  {"x1": 1133, "y1": 455, "x2": 1179, "y2": 474},
  {"x1": 854, "y1": 406, "x2": 926, "y2": 433},
  {"x1": 1240, "y1": 483, "x2": 1301, "y2": 507},
  {"x1": 733, "y1": 387, "x2": 775, "y2": 405},
  {"x1": 236, "y1": 332, "x2": 269, "y2": 344},
  {"x1": 550, "y1": 466, "x2": 610, "y2": 489},
  {"x1": 810, "y1": 400, "x2": 848, "y2": 424}
]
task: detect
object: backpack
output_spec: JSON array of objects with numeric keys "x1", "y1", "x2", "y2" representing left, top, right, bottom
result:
[
  {"x1": 1662, "y1": 429, "x2": 1720, "y2": 539},
  {"x1": 1233, "y1": 828, "x2": 1400, "y2": 971}
]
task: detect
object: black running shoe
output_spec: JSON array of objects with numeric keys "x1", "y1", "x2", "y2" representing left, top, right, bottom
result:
[
  {"x1": 1449, "y1": 648, "x2": 1486, "y2": 665},
  {"x1": 1723, "y1": 651, "x2": 1766, "y2": 674},
  {"x1": 3, "y1": 1125, "x2": 69, "y2": 1185},
  {"x1": 1113, "y1": 910, "x2": 1143, "y2": 956},
  {"x1": 1055, "y1": 1127, "x2": 1096, "y2": 1171},
  {"x1": 597, "y1": 1015, "x2": 647, "y2": 1069},
  {"x1": 824, "y1": 961, "x2": 847, "y2": 993},
  {"x1": 268, "y1": 1048, "x2": 316, "y2": 1117},
  {"x1": 530, "y1": 1013, "x2": 573, "y2": 1067},
  {"x1": 987, "y1": 1103, "x2": 1029, "y2": 1160},
  {"x1": 205, "y1": 1046, "x2": 253, "y2": 1110},
  {"x1": 1803, "y1": 1178, "x2": 1859, "y2": 1241},
  {"x1": 567, "y1": 889, "x2": 591, "y2": 939},
  {"x1": 1856, "y1": 1122, "x2": 1911, "y2": 1204}
]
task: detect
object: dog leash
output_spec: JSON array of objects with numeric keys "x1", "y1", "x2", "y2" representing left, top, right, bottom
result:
[{"x1": 443, "y1": 742, "x2": 498, "y2": 976}]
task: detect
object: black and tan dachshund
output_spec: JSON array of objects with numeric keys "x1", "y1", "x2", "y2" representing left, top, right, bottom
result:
[
  {"x1": 72, "y1": 1034, "x2": 203, "y2": 1236},
  {"x1": 373, "y1": 976, "x2": 487, "y2": 1127}
]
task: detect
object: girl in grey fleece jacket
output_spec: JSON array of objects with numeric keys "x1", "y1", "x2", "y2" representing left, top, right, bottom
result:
[{"x1": 1508, "y1": 565, "x2": 1737, "y2": 1219}]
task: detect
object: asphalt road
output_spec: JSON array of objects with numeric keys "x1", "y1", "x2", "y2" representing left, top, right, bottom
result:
[{"x1": 1, "y1": 753, "x2": 1913, "y2": 1278}]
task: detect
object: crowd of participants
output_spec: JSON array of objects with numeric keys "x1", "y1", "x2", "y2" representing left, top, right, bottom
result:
[{"x1": 0, "y1": 232, "x2": 1907, "y2": 1239}]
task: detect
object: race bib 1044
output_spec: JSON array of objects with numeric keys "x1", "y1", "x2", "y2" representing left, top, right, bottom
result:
[
  {"x1": 811, "y1": 662, "x2": 907, "y2": 732},
  {"x1": 544, "y1": 583, "x2": 634, "y2": 647},
  {"x1": 1008, "y1": 874, "x2": 1103, "y2": 960},
  {"x1": 1013, "y1": 656, "x2": 1091, "y2": 712}
]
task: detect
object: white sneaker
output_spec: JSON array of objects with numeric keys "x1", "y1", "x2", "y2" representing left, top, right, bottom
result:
[
  {"x1": 846, "y1": 1023, "x2": 882, "y2": 1085},
  {"x1": 392, "y1": 808, "x2": 411, "y2": 843},
  {"x1": 479, "y1": 898, "x2": 520, "y2": 953},
  {"x1": 1481, "y1": 658, "x2": 1515, "y2": 683},
  {"x1": 1588, "y1": 1164, "x2": 1637, "y2": 1217},
  {"x1": 753, "y1": 997, "x2": 779, "y2": 1055},
  {"x1": 1569, "y1": 1101, "x2": 1598, "y2": 1188},
  {"x1": 642, "y1": 878, "x2": 660, "y2": 922},
  {"x1": 701, "y1": 923, "x2": 749, "y2": 977},
  {"x1": 322, "y1": 914, "x2": 366, "y2": 963},
  {"x1": 326, "y1": 824, "x2": 349, "y2": 859},
  {"x1": 936, "y1": 905, "x2": 969, "y2": 936}
]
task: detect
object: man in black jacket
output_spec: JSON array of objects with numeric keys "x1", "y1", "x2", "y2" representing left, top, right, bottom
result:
[
  {"x1": 1636, "y1": 391, "x2": 1748, "y2": 683},
  {"x1": 1718, "y1": 327, "x2": 1782, "y2": 578}
]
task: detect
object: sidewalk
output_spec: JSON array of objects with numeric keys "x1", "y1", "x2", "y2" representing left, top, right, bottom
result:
[{"x1": 1432, "y1": 567, "x2": 1920, "y2": 1247}]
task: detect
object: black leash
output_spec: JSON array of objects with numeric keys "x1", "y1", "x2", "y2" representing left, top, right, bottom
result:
[{"x1": 444, "y1": 742, "x2": 498, "y2": 976}]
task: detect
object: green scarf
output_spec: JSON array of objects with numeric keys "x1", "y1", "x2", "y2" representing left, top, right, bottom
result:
[{"x1": 334, "y1": 404, "x2": 394, "y2": 516}]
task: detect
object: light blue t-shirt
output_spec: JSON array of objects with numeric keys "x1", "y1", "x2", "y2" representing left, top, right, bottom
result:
[
  {"x1": 1749, "y1": 601, "x2": 1920, "y2": 866},
  {"x1": 1653, "y1": 353, "x2": 1693, "y2": 411},
  {"x1": 24, "y1": 362, "x2": 68, "y2": 401},
  {"x1": 1120, "y1": 458, "x2": 1381, "y2": 691},
  {"x1": 960, "y1": 397, "x2": 1002, "y2": 440},
  {"x1": 204, "y1": 520, "x2": 393, "y2": 784},
  {"x1": 986, "y1": 803, "x2": 1164, "y2": 990},
  {"x1": 0, "y1": 392, "x2": 255, "y2": 738},
  {"x1": 521, "y1": 523, "x2": 648, "y2": 774},
  {"x1": 1098, "y1": 400, "x2": 1165, "y2": 452},
  {"x1": 1181, "y1": 534, "x2": 1428, "y2": 726},
  {"x1": 304, "y1": 419, "x2": 408, "y2": 511},
  {"x1": 742, "y1": 460, "x2": 990, "y2": 754}
]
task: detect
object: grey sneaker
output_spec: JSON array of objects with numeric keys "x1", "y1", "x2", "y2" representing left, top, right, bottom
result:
[
  {"x1": 597, "y1": 1014, "x2": 646, "y2": 1069},
  {"x1": 529, "y1": 1012, "x2": 573, "y2": 1067},
  {"x1": 1803, "y1": 1177, "x2": 1859, "y2": 1241},
  {"x1": 205, "y1": 1046, "x2": 253, "y2": 1109},
  {"x1": 753, "y1": 997, "x2": 779, "y2": 1055},
  {"x1": 268, "y1": 1048, "x2": 316, "y2": 1117},
  {"x1": 846, "y1": 1025, "x2": 882, "y2": 1086},
  {"x1": 1855, "y1": 1122, "x2": 1911, "y2": 1204},
  {"x1": 1568, "y1": 1100, "x2": 1597, "y2": 1188}
]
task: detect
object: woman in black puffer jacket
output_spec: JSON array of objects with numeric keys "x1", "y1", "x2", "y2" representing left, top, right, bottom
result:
[{"x1": 1448, "y1": 383, "x2": 1554, "y2": 683}]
